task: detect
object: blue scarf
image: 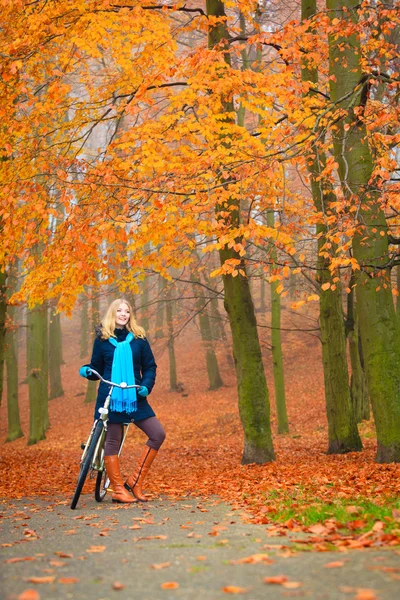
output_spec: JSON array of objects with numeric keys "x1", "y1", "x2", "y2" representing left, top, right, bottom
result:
[{"x1": 108, "y1": 332, "x2": 137, "y2": 414}]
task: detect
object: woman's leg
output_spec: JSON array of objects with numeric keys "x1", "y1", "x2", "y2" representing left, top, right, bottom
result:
[
  {"x1": 104, "y1": 423, "x2": 124, "y2": 456},
  {"x1": 125, "y1": 417, "x2": 166, "y2": 501},
  {"x1": 134, "y1": 417, "x2": 166, "y2": 450},
  {"x1": 104, "y1": 423, "x2": 134, "y2": 503}
]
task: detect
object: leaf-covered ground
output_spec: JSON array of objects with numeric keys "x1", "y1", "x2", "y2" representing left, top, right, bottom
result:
[{"x1": 1, "y1": 317, "x2": 399, "y2": 551}]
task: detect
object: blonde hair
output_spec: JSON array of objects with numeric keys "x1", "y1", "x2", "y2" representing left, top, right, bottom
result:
[{"x1": 100, "y1": 298, "x2": 146, "y2": 340}]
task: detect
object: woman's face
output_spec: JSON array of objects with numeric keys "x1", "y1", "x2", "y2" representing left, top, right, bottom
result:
[{"x1": 115, "y1": 302, "x2": 130, "y2": 327}]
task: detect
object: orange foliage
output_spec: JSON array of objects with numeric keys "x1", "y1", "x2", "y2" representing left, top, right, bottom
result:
[{"x1": 0, "y1": 1, "x2": 398, "y2": 310}]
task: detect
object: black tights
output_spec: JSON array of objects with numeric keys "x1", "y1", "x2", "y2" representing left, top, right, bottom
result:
[{"x1": 104, "y1": 417, "x2": 166, "y2": 456}]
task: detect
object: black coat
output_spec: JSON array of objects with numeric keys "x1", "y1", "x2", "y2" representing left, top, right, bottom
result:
[{"x1": 85, "y1": 327, "x2": 157, "y2": 423}]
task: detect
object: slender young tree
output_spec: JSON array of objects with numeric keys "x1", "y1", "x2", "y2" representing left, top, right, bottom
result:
[
  {"x1": 154, "y1": 274, "x2": 165, "y2": 340},
  {"x1": 165, "y1": 283, "x2": 178, "y2": 391},
  {"x1": 267, "y1": 211, "x2": 289, "y2": 434},
  {"x1": 85, "y1": 291, "x2": 100, "y2": 404},
  {"x1": 5, "y1": 267, "x2": 23, "y2": 442},
  {"x1": 49, "y1": 306, "x2": 64, "y2": 399},
  {"x1": 191, "y1": 268, "x2": 223, "y2": 390},
  {"x1": 80, "y1": 296, "x2": 89, "y2": 358},
  {"x1": 0, "y1": 270, "x2": 6, "y2": 405}
]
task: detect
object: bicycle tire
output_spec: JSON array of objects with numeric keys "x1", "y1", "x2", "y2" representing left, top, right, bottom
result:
[
  {"x1": 95, "y1": 468, "x2": 109, "y2": 502},
  {"x1": 71, "y1": 420, "x2": 104, "y2": 510}
]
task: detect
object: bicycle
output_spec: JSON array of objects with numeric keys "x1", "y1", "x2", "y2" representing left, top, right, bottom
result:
[{"x1": 70, "y1": 368, "x2": 140, "y2": 510}]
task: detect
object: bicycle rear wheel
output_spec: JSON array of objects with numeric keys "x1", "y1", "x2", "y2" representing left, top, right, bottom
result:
[{"x1": 71, "y1": 420, "x2": 104, "y2": 510}]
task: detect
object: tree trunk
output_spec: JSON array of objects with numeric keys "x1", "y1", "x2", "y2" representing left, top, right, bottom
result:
[
  {"x1": 165, "y1": 284, "x2": 178, "y2": 391},
  {"x1": 207, "y1": 0, "x2": 274, "y2": 463},
  {"x1": 328, "y1": 0, "x2": 400, "y2": 462},
  {"x1": 49, "y1": 307, "x2": 64, "y2": 399},
  {"x1": 260, "y1": 277, "x2": 266, "y2": 314},
  {"x1": 267, "y1": 211, "x2": 289, "y2": 434},
  {"x1": 154, "y1": 275, "x2": 165, "y2": 340},
  {"x1": 191, "y1": 270, "x2": 223, "y2": 390},
  {"x1": 0, "y1": 270, "x2": 7, "y2": 405},
  {"x1": 346, "y1": 284, "x2": 369, "y2": 423},
  {"x1": 397, "y1": 265, "x2": 400, "y2": 328},
  {"x1": 302, "y1": 0, "x2": 362, "y2": 453},
  {"x1": 80, "y1": 296, "x2": 89, "y2": 358},
  {"x1": 85, "y1": 291, "x2": 100, "y2": 404},
  {"x1": 27, "y1": 305, "x2": 47, "y2": 445},
  {"x1": 5, "y1": 269, "x2": 23, "y2": 442}
]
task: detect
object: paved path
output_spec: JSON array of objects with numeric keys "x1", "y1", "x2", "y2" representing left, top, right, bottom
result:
[{"x1": 1, "y1": 496, "x2": 399, "y2": 599}]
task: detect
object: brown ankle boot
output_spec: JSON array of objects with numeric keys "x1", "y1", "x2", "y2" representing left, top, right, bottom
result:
[
  {"x1": 104, "y1": 455, "x2": 136, "y2": 504},
  {"x1": 124, "y1": 447, "x2": 158, "y2": 502}
]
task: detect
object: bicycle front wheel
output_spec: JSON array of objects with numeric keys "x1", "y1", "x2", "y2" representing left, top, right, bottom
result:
[
  {"x1": 71, "y1": 420, "x2": 104, "y2": 510},
  {"x1": 95, "y1": 468, "x2": 110, "y2": 502}
]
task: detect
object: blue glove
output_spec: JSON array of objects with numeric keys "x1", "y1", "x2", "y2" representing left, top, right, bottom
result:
[
  {"x1": 79, "y1": 366, "x2": 92, "y2": 378},
  {"x1": 138, "y1": 385, "x2": 149, "y2": 397}
]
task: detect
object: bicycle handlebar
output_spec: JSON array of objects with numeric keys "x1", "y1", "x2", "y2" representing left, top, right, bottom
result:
[{"x1": 85, "y1": 368, "x2": 141, "y2": 389}]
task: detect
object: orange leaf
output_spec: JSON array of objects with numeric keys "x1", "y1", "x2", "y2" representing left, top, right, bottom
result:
[
  {"x1": 58, "y1": 577, "x2": 79, "y2": 584},
  {"x1": 86, "y1": 545, "x2": 106, "y2": 553},
  {"x1": 222, "y1": 586, "x2": 250, "y2": 594},
  {"x1": 25, "y1": 577, "x2": 55, "y2": 584},
  {"x1": 4, "y1": 557, "x2": 36, "y2": 564},
  {"x1": 112, "y1": 582, "x2": 125, "y2": 590},
  {"x1": 324, "y1": 561, "x2": 345, "y2": 568},
  {"x1": 151, "y1": 562, "x2": 171, "y2": 569},
  {"x1": 282, "y1": 581, "x2": 303, "y2": 589},
  {"x1": 160, "y1": 581, "x2": 179, "y2": 589},
  {"x1": 355, "y1": 590, "x2": 378, "y2": 600},
  {"x1": 17, "y1": 590, "x2": 40, "y2": 600},
  {"x1": 263, "y1": 576, "x2": 288, "y2": 585}
]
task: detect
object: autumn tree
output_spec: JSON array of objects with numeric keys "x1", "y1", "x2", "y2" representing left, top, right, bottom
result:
[{"x1": 327, "y1": 0, "x2": 400, "y2": 461}]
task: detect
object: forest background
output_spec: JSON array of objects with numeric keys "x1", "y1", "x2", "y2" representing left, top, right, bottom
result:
[{"x1": 1, "y1": 0, "x2": 400, "y2": 549}]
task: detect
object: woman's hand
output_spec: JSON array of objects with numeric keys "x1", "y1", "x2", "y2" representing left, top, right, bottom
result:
[{"x1": 138, "y1": 385, "x2": 149, "y2": 397}]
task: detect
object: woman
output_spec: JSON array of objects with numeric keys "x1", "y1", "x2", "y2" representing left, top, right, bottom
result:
[{"x1": 80, "y1": 298, "x2": 165, "y2": 504}]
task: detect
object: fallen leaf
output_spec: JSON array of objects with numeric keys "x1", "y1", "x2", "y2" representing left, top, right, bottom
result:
[
  {"x1": 263, "y1": 576, "x2": 288, "y2": 585},
  {"x1": 54, "y1": 552, "x2": 73, "y2": 558},
  {"x1": 17, "y1": 590, "x2": 40, "y2": 600},
  {"x1": 58, "y1": 577, "x2": 79, "y2": 584},
  {"x1": 4, "y1": 557, "x2": 36, "y2": 564},
  {"x1": 324, "y1": 561, "x2": 345, "y2": 568},
  {"x1": 222, "y1": 586, "x2": 250, "y2": 594},
  {"x1": 86, "y1": 545, "x2": 106, "y2": 553},
  {"x1": 282, "y1": 581, "x2": 303, "y2": 589},
  {"x1": 230, "y1": 553, "x2": 273, "y2": 565},
  {"x1": 308, "y1": 524, "x2": 327, "y2": 535},
  {"x1": 25, "y1": 577, "x2": 55, "y2": 584},
  {"x1": 151, "y1": 562, "x2": 171, "y2": 569},
  {"x1": 355, "y1": 590, "x2": 378, "y2": 600},
  {"x1": 345, "y1": 506, "x2": 362, "y2": 515},
  {"x1": 160, "y1": 581, "x2": 179, "y2": 589},
  {"x1": 112, "y1": 582, "x2": 125, "y2": 590}
]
